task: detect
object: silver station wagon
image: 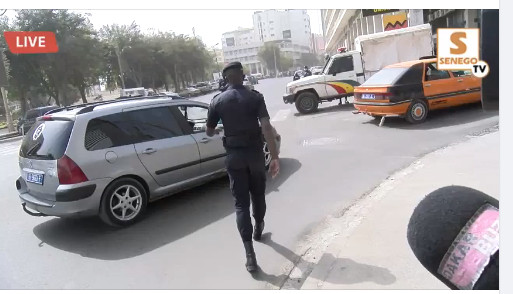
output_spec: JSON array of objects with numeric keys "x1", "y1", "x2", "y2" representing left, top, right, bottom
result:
[{"x1": 16, "y1": 97, "x2": 280, "y2": 227}]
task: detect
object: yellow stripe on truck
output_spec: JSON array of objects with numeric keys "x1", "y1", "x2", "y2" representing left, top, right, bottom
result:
[{"x1": 328, "y1": 82, "x2": 355, "y2": 93}]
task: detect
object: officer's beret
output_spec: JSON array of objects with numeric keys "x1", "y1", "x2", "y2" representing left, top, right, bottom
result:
[{"x1": 222, "y1": 61, "x2": 243, "y2": 75}]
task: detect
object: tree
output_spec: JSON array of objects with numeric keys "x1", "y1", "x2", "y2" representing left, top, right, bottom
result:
[
  {"x1": 14, "y1": 10, "x2": 102, "y2": 106},
  {"x1": 258, "y1": 43, "x2": 280, "y2": 72},
  {"x1": 300, "y1": 53, "x2": 321, "y2": 67},
  {"x1": 279, "y1": 55, "x2": 294, "y2": 72},
  {"x1": 99, "y1": 22, "x2": 143, "y2": 89}
]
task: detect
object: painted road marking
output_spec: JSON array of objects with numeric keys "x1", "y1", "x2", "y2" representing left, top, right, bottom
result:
[
  {"x1": 0, "y1": 142, "x2": 21, "y2": 156},
  {"x1": 271, "y1": 109, "x2": 291, "y2": 122}
]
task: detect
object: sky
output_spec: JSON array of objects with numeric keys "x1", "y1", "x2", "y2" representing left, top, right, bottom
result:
[{"x1": 4, "y1": 9, "x2": 322, "y2": 49}]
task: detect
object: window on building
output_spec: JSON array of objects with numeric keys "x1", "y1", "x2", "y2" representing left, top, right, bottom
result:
[
  {"x1": 226, "y1": 37, "x2": 235, "y2": 47},
  {"x1": 283, "y1": 30, "x2": 291, "y2": 39},
  {"x1": 270, "y1": 20, "x2": 274, "y2": 24},
  {"x1": 271, "y1": 34, "x2": 275, "y2": 37}
]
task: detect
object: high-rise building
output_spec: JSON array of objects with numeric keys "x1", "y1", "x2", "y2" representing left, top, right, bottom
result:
[
  {"x1": 221, "y1": 10, "x2": 313, "y2": 75},
  {"x1": 311, "y1": 33, "x2": 325, "y2": 55},
  {"x1": 321, "y1": 9, "x2": 482, "y2": 55}
]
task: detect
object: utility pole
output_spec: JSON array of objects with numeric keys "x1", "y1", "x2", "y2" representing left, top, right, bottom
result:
[{"x1": 0, "y1": 49, "x2": 14, "y2": 133}]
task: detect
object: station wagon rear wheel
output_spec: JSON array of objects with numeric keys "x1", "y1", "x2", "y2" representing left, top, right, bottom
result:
[
  {"x1": 100, "y1": 178, "x2": 148, "y2": 227},
  {"x1": 406, "y1": 99, "x2": 428, "y2": 124},
  {"x1": 263, "y1": 141, "x2": 272, "y2": 170}
]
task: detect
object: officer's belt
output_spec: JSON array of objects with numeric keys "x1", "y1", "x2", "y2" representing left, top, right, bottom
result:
[{"x1": 222, "y1": 132, "x2": 261, "y2": 148}]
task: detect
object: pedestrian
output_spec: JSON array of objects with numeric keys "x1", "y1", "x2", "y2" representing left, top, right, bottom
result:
[{"x1": 205, "y1": 61, "x2": 280, "y2": 272}]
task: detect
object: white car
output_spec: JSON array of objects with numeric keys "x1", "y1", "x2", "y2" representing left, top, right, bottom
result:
[
  {"x1": 243, "y1": 77, "x2": 254, "y2": 91},
  {"x1": 179, "y1": 87, "x2": 201, "y2": 98}
]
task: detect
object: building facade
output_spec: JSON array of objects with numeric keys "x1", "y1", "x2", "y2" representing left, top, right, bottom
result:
[
  {"x1": 221, "y1": 10, "x2": 313, "y2": 75},
  {"x1": 311, "y1": 33, "x2": 325, "y2": 55},
  {"x1": 321, "y1": 9, "x2": 482, "y2": 56}
]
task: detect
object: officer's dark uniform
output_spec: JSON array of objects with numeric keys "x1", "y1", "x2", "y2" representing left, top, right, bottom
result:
[{"x1": 206, "y1": 63, "x2": 269, "y2": 245}]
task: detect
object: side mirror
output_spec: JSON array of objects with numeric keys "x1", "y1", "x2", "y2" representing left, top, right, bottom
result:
[{"x1": 332, "y1": 72, "x2": 337, "y2": 76}]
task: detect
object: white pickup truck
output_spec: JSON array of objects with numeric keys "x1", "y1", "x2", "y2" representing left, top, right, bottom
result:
[{"x1": 283, "y1": 24, "x2": 433, "y2": 114}]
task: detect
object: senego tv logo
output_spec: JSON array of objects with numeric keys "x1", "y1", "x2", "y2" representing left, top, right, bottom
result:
[{"x1": 437, "y1": 28, "x2": 489, "y2": 78}]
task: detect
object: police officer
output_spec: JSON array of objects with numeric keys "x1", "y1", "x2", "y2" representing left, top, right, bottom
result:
[
  {"x1": 303, "y1": 66, "x2": 312, "y2": 77},
  {"x1": 205, "y1": 61, "x2": 280, "y2": 272}
]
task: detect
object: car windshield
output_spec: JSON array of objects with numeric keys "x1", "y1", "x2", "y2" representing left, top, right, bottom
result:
[{"x1": 361, "y1": 67, "x2": 410, "y2": 86}]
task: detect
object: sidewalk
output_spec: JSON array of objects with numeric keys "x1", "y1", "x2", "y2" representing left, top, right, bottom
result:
[{"x1": 283, "y1": 129, "x2": 499, "y2": 290}]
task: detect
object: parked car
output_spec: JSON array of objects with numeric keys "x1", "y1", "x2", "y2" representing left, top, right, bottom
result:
[
  {"x1": 353, "y1": 58, "x2": 481, "y2": 124},
  {"x1": 310, "y1": 66, "x2": 324, "y2": 75},
  {"x1": 17, "y1": 106, "x2": 59, "y2": 135},
  {"x1": 194, "y1": 82, "x2": 212, "y2": 94},
  {"x1": 179, "y1": 87, "x2": 201, "y2": 97},
  {"x1": 243, "y1": 77, "x2": 254, "y2": 91},
  {"x1": 120, "y1": 87, "x2": 147, "y2": 98},
  {"x1": 247, "y1": 75, "x2": 258, "y2": 84},
  {"x1": 160, "y1": 92, "x2": 186, "y2": 99},
  {"x1": 16, "y1": 98, "x2": 281, "y2": 227}
]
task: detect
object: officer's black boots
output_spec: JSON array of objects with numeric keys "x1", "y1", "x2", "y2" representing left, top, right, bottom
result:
[
  {"x1": 243, "y1": 241, "x2": 258, "y2": 272},
  {"x1": 253, "y1": 221, "x2": 265, "y2": 241}
]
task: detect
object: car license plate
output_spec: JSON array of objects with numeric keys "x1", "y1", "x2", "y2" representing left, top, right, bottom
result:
[
  {"x1": 26, "y1": 172, "x2": 44, "y2": 185},
  {"x1": 362, "y1": 94, "x2": 375, "y2": 99}
]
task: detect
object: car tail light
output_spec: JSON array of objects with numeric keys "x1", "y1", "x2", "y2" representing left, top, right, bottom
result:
[
  {"x1": 374, "y1": 92, "x2": 393, "y2": 100},
  {"x1": 57, "y1": 155, "x2": 88, "y2": 185}
]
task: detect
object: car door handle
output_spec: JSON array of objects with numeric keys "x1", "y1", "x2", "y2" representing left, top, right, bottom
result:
[
  {"x1": 457, "y1": 79, "x2": 464, "y2": 82},
  {"x1": 199, "y1": 138, "x2": 211, "y2": 144},
  {"x1": 142, "y1": 148, "x2": 157, "y2": 155},
  {"x1": 425, "y1": 84, "x2": 431, "y2": 87}
]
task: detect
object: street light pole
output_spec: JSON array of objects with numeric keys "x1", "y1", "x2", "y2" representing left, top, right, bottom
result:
[
  {"x1": 273, "y1": 46, "x2": 278, "y2": 78},
  {"x1": 114, "y1": 46, "x2": 126, "y2": 89}
]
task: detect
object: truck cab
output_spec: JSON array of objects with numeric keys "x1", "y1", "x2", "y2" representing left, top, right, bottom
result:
[{"x1": 283, "y1": 50, "x2": 364, "y2": 114}]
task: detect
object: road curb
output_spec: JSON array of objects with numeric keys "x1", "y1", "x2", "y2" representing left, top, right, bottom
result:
[
  {"x1": 272, "y1": 125, "x2": 499, "y2": 290},
  {"x1": 0, "y1": 135, "x2": 23, "y2": 144}
]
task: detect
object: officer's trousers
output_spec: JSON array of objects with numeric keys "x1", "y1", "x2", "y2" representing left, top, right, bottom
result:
[{"x1": 225, "y1": 150, "x2": 267, "y2": 242}]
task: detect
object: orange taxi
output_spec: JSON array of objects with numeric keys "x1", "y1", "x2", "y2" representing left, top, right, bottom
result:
[{"x1": 353, "y1": 58, "x2": 481, "y2": 124}]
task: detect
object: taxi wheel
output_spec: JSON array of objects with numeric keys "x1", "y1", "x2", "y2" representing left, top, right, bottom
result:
[
  {"x1": 406, "y1": 100, "x2": 428, "y2": 124},
  {"x1": 295, "y1": 92, "x2": 319, "y2": 114}
]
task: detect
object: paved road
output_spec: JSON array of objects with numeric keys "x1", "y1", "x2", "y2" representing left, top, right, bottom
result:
[{"x1": 0, "y1": 77, "x2": 499, "y2": 289}]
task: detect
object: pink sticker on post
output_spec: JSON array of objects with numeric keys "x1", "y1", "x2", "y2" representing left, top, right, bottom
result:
[{"x1": 438, "y1": 204, "x2": 499, "y2": 290}]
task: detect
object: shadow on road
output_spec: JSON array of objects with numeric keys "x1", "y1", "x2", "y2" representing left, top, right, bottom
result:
[
  {"x1": 32, "y1": 158, "x2": 302, "y2": 261},
  {"x1": 255, "y1": 233, "x2": 396, "y2": 289},
  {"x1": 362, "y1": 103, "x2": 498, "y2": 130},
  {"x1": 294, "y1": 103, "x2": 356, "y2": 118},
  {"x1": 266, "y1": 158, "x2": 302, "y2": 193}
]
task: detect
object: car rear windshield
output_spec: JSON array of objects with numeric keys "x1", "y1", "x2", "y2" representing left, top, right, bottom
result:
[
  {"x1": 19, "y1": 120, "x2": 74, "y2": 160},
  {"x1": 362, "y1": 67, "x2": 410, "y2": 86},
  {"x1": 25, "y1": 109, "x2": 41, "y2": 120}
]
